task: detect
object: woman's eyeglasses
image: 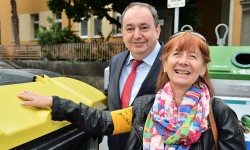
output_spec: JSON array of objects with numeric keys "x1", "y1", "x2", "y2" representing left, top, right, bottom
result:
[{"x1": 170, "y1": 30, "x2": 206, "y2": 42}]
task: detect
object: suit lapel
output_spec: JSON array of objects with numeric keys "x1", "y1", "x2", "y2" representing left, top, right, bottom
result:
[
  {"x1": 112, "y1": 51, "x2": 130, "y2": 109},
  {"x1": 136, "y1": 44, "x2": 163, "y2": 97}
]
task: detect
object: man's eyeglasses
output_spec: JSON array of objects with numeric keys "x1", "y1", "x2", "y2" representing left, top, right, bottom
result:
[{"x1": 170, "y1": 30, "x2": 206, "y2": 42}]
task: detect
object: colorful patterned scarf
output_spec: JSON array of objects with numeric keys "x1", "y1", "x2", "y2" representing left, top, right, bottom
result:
[{"x1": 143, "y1": 82, "x2": 210, "y2": 150}]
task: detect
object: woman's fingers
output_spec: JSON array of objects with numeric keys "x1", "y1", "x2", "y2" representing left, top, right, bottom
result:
[
  {"x1": 18, "y1": 92, "x2": 36, "y2": 101},
  {"x1": 18, "y1": 91, "x2": 53, "y2": 108},
  {"x1": 18, "y1": 92, "x2": 37, "y2": 106},
  {"x1": 21, "y1": 99, "x2": 47, "y2": 107},
  {"x1": 21, "y1": 100, "x2": 33, "y2": 106}
]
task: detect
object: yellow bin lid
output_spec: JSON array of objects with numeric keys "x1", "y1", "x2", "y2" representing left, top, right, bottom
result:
[{"x1": 0, "y1": 75, "x2": 107, "y2": 150}]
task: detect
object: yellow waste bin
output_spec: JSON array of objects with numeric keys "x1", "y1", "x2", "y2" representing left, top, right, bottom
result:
[{"x1": 0, "y1": 75, "x2": 107, "y2": 150}]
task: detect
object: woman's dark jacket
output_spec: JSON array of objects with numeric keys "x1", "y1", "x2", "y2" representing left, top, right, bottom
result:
[{"x1": 52, "y1": 95, "x2": 246, "y2": 150}]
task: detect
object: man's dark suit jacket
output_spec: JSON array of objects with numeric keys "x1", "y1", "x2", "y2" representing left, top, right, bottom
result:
[{"x1": 107, "y1": 42, "x2": 164, "y2": 150}]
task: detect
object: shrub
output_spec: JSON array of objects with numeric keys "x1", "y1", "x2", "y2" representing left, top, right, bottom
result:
[{"x1": 37, "y1": 17, "x2": 81, "y2": 46}]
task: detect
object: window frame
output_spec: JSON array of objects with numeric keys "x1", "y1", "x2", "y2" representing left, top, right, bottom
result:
[
  {"x1": 80, "y1": 18, "x2": 88, "y2": 38},
  {"x1": 113, "y1": 13, "x2": 122, "y2": 37},
  {"x1": 93, "y1": 17, "x2": 102, "y2": 38},
  {"x1": 32, "y1": 13, "x2": 39, "y2": 39},
  {"x1": 54, "y1": 13, "x2": 62, "y2": 29}
]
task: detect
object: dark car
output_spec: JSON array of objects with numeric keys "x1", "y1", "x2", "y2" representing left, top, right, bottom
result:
[{"x1": 0, "y1": 59, "x2": 61, "y2": 85}]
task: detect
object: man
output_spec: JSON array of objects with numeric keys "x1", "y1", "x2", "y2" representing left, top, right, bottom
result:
[{"x1": 106, "y1": 2, "x2": 164, "y2": 150}]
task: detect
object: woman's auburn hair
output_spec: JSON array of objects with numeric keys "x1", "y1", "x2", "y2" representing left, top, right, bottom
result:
[{"x1": 155, "y1": 32, "x2": 215, "y2": 97}]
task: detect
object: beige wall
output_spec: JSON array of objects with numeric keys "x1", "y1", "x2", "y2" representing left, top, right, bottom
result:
[
  {"x1": 102, "y1": 17, "x2": 115, "y2": 38},
  {"x1": 19, "y1": 15, "x2": 32, "y2": 42},
  {"x1": 0, "y1": 0, "x2": 55, "y2": 45},
  {"x1": 0, "y1": 0, "x2": 12, "y2": 45},
  {"x1": 18, "y1": 11, "x2": 52, "y2": 43},
  {"x1": 17, "y1": 0, "x2": 48, "y2": 14},
  {"x1": 0, "y1": 0, "x2": 122, "y2": 45}
]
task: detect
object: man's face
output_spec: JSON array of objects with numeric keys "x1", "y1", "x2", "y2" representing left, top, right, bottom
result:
[{"x1": 121, "y1": 6, "x2": 161, "y2": 60}]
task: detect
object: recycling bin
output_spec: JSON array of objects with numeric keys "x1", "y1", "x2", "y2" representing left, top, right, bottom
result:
[
  {"x1": 0, "y1": 76, "x2": 107, "y2": 150},
  {"x1": 209, "y1": 46, "x2": 250, "y2": 148}
]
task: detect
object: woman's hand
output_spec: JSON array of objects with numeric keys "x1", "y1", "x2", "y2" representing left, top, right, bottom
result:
[{"x1": 18, "y1": 91, "x2": 53, "y2": 108}]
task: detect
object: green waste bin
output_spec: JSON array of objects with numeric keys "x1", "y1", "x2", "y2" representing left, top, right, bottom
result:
[
  {"x1": 209, "y1": 46, "x2": 250, "y2": 148},
  {"x1": 209, "y1": 46, "x2": 250, "y2": 97}
]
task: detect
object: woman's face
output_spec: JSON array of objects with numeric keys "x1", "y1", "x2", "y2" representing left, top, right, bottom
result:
[{"x1": 163, "y1": 47, "x2": 206, "y2": 89}]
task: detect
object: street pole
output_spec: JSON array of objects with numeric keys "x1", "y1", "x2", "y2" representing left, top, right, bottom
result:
[
  {"x1": 174, "y1": 7, "x2": 179, "y2": 33},
  {"x1": 168, "y1": 0, "x2": 185, "y2": 33}
]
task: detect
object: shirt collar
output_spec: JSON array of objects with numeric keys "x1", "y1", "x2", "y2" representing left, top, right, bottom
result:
[{"x1": 126, "y1": 41, "x2": 161, "y2": 66}]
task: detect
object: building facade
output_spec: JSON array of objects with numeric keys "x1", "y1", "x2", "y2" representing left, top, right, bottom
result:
[
  {"x1": 0, "y1": 0, "x2": 123, "y2": 46},
  {"x1": 0, "y1": 0, "x2": 247, "y2": 46}
]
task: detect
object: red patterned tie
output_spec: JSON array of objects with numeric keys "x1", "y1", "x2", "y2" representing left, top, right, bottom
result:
[{"x1": 121, "y1": 59, "x2": 142, "y2": 108}]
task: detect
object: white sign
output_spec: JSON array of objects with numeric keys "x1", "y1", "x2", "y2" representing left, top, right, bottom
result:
[{"x1": 168, "y1": 0, "x2": 186, "y2": 8}]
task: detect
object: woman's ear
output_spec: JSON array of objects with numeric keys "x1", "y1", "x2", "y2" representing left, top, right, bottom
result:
[
  {"x1": 163, "y1": 61, "x2": 168, "y2": 73},
  {"x1": 200, "y1": 64, "x2": 207, "y2": 77}
]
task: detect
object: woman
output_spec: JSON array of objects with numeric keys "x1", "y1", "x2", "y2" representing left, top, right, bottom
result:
[{"x1": 18, "y1": 31, "x2": 246, "y2": 150}]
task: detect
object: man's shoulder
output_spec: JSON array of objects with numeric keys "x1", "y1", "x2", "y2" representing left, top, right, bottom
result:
[
  {"x1": 111, "y1": 50, "x2": 129, "y2": 61},
  {"x1": 109, "y1": 50, "x2": 129, "y2": 69}
]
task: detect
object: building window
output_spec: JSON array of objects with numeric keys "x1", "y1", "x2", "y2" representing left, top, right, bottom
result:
[
  {"x1": 80, "y1": 18, "x2": 88, "y2": 37},
  {"x1": 55, "y1": 13, "x2": 62, "y2": 29},
  {"x1": 94, "y1": 18, "x2": 102, "y2": 36},
  {"x1": 115, "y1": 13, "x2": 121, "y2": 35},
  {"x1": 32, "y1": 14, "x2": 39, "y2": 39}
]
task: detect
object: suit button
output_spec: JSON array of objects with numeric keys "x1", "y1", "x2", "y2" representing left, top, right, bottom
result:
[{"x1": 139, "y1": 126, "x2": 143, "y2": 130}]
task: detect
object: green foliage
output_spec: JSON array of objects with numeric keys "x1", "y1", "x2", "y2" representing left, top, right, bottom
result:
[
  {"x1": 46, "y1": 0, "x2": 202, "y2": 34},
  {"x1": 47, "y1": 0, "x2": 91, "y2": 22},
  {"x1": 37, "y1": 17, "x2": 81, "y2": 46},
  {"x1": 46, "y1": 0, "x2": 168, "y2": 28}
]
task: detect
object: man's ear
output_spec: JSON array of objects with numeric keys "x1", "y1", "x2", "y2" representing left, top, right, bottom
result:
[
  {"x1": 121, "y1": 27, "x2": 123, "y2": 36},
  {"x1": 156, "y1": 24, "x2": 161, "y2": 37}
]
